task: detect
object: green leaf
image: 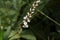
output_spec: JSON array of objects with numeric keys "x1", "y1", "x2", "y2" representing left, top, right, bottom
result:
[
  {"x1": 3, "y1": 26, "x2": 11, "y2": 40},
  {"x1": 21, "y1": 30, "x2": 36, "y2": 40}
]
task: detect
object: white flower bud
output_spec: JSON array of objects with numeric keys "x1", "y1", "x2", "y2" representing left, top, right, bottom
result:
[
  {"x1": 24, "y1": 22, "x2": 27, "y2": 25},
  {"x1": 36, "y1": 0, "x2": 40, "y2": 3},
  {"x1": 27, "y1": 12, "x2": 30, "y2": 16},
  {"x1": 23, "y1": 20, "x2": 27, "y2": 25},
  {"x1": 32, "y1": 4, "x2": 35, "y2": 7},
  {"x1": 32, "y1": 8, "x2": 35, "y2": 11},
  {"x1": 27, "y1": 18, "x2": 30, "y2": 22},
  {"x1": 23, "y1": 16, "x2": 27, "y2": 19},
  {"x1": 31, "y1": 11, "x2": 34, "y2": 14}
]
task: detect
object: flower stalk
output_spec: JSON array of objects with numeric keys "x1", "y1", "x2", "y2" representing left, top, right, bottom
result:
[{"x1": 22, "y1": 0, "x2": 40, "y2": 28}]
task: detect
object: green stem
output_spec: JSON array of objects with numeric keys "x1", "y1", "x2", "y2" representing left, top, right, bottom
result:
[{"x1": 37, "y1": 10, "x2": 60, "y2": 26}]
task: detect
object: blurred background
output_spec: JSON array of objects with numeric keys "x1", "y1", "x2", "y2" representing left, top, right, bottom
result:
[{"x1": 0, "y1": 0, "x2": 60, "y2": 40}]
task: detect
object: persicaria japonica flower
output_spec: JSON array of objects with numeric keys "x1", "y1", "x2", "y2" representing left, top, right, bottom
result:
[{"x1": 22, "y1": 0, "x2": 40, "y2": 28}]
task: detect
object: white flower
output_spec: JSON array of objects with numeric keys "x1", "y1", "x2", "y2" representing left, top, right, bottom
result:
[
  {"x1": 22, "y1": 25, "x2": 29, "y2": 28},
  {"x1": 23, "y1": 15, "x2": 28, "y2": 19},
  {"x1": 23, "y1": 20, "x2": 27, "y2": 25}
]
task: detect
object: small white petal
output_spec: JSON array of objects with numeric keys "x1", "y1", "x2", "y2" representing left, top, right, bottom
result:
[
  {"x1": 27, "y1": 12, "x2": 30, "y2": 16},
  {"x1": 23, "y1": 16, "x2": 27, "y2": 19},
  {"x1": 31, "y1": 11, "x2": 34, "y2": 14},
  {"x1": 32, "y1": 4, "x2": 35, "y2": 7},
  {"x1": 24, "y1": 22, "x2": 27, "y2": 25}
]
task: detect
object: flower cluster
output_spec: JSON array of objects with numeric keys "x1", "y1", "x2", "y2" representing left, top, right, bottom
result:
[{"x1": 22, "y1": 0, "x2": 40, "y2": 28}]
